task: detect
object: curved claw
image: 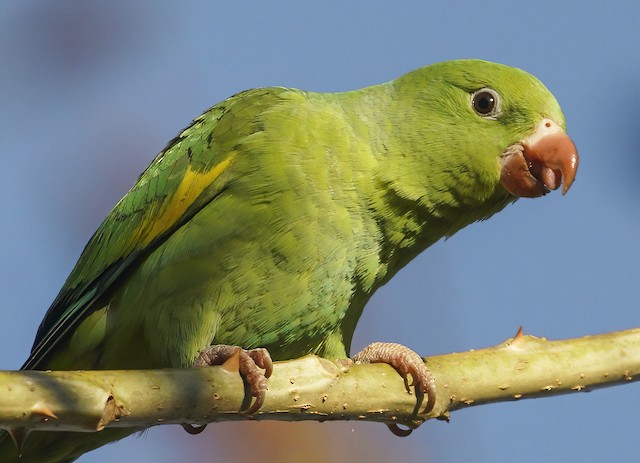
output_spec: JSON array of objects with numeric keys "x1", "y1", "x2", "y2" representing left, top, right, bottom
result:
[
  {"x1": 421, "y1": 379, "x2": 436, "y2": 415},
  {"x1": 386, "y1": 423, "x2": 414, "y2": 437},
  {"x1": 182, "y1": 423, "x2": 207, "y2": 435},
  {"x1": 241, "y1": 390, "x2": 266, "y2": 415},
  {"x1": 405, "y1": 362, "x2": 436, "y2": 414}
]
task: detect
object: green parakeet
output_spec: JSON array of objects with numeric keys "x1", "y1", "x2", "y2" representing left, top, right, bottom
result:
[{"x1": 3, "y1": 59, "x2": 578, "y2": 462}]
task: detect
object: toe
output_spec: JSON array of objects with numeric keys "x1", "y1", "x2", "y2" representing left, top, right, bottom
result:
[{"x1": 353, "y1": 342, "x2": 436, "y2": 414}]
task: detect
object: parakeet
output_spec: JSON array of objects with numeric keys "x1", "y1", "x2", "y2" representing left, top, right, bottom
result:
[{"x1": 3, "y1": 59, "x2": 578, "y2": 462}]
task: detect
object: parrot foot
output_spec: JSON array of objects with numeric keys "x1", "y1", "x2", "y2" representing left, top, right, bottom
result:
[
  {"x1": 352, "y1": 342, "x2": 436, "y2": 421},
  {"x1": 194, "y1": 345, "x2": 273, "y2": 413},
  {"x1": 181, "y1": 345, "x2": 273, "y2": 434}
]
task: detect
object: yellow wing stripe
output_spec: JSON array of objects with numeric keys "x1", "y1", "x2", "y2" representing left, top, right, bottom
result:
[{"x1": 137, "y1": 153, "x2": 236, "y2": 247}]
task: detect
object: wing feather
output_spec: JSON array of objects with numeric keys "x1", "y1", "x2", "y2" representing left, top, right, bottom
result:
[{"x1": 24, "y1": 88, "x2": 281, "y2": 369}]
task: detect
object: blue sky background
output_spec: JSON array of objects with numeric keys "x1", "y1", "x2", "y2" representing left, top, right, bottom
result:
[{"x1": 1, "y1": 2, "x2": 639, "y2": 462}]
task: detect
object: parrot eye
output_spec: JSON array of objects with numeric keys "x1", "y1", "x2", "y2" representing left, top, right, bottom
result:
[{"x1": 471, "y1": 88, "x2": 501, "y2": 118}]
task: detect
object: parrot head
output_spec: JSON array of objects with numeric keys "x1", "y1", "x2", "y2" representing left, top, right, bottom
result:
[{"x1": 388, "y1": 59, "x2": 578, "y2": 209}]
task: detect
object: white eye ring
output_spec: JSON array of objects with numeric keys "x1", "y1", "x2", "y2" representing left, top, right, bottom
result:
[{"x1": 471, "y1": 88, "x2": 502, "y2": 119}]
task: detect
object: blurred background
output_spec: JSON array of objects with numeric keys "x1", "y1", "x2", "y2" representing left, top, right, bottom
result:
[{"x1": 1, "y1": 1, "x2": 639, "y2": 462}]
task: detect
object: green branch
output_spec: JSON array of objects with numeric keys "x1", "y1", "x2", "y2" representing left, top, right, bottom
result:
[{"x1": 1, "y1": 328, "x2": 638, "y2": 434}]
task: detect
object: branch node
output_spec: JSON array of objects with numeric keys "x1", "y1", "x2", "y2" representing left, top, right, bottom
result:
[
  {"x1": 97, "y1": 395, "x2": 130, "y2": 431},
  {"x1": 30, "y1": 402, "x2": 57, "y2": 421},
  {"x1": 221, "y1": 350, "x2": 241, "y2": 373}
]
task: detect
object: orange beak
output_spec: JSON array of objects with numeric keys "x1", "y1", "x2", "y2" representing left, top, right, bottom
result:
[{"x1": 500, "y1": 119, "x2": 578, "y2": 198}]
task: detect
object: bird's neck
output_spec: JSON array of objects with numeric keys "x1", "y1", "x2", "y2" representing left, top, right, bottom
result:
[{"x1": 335, "y1": 84, "x2": 513, "y2": 288}]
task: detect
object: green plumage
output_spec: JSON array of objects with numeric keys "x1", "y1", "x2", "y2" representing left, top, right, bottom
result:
[{"x1": 7, "y1": 59, "x2": 568, "y2": 461}]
